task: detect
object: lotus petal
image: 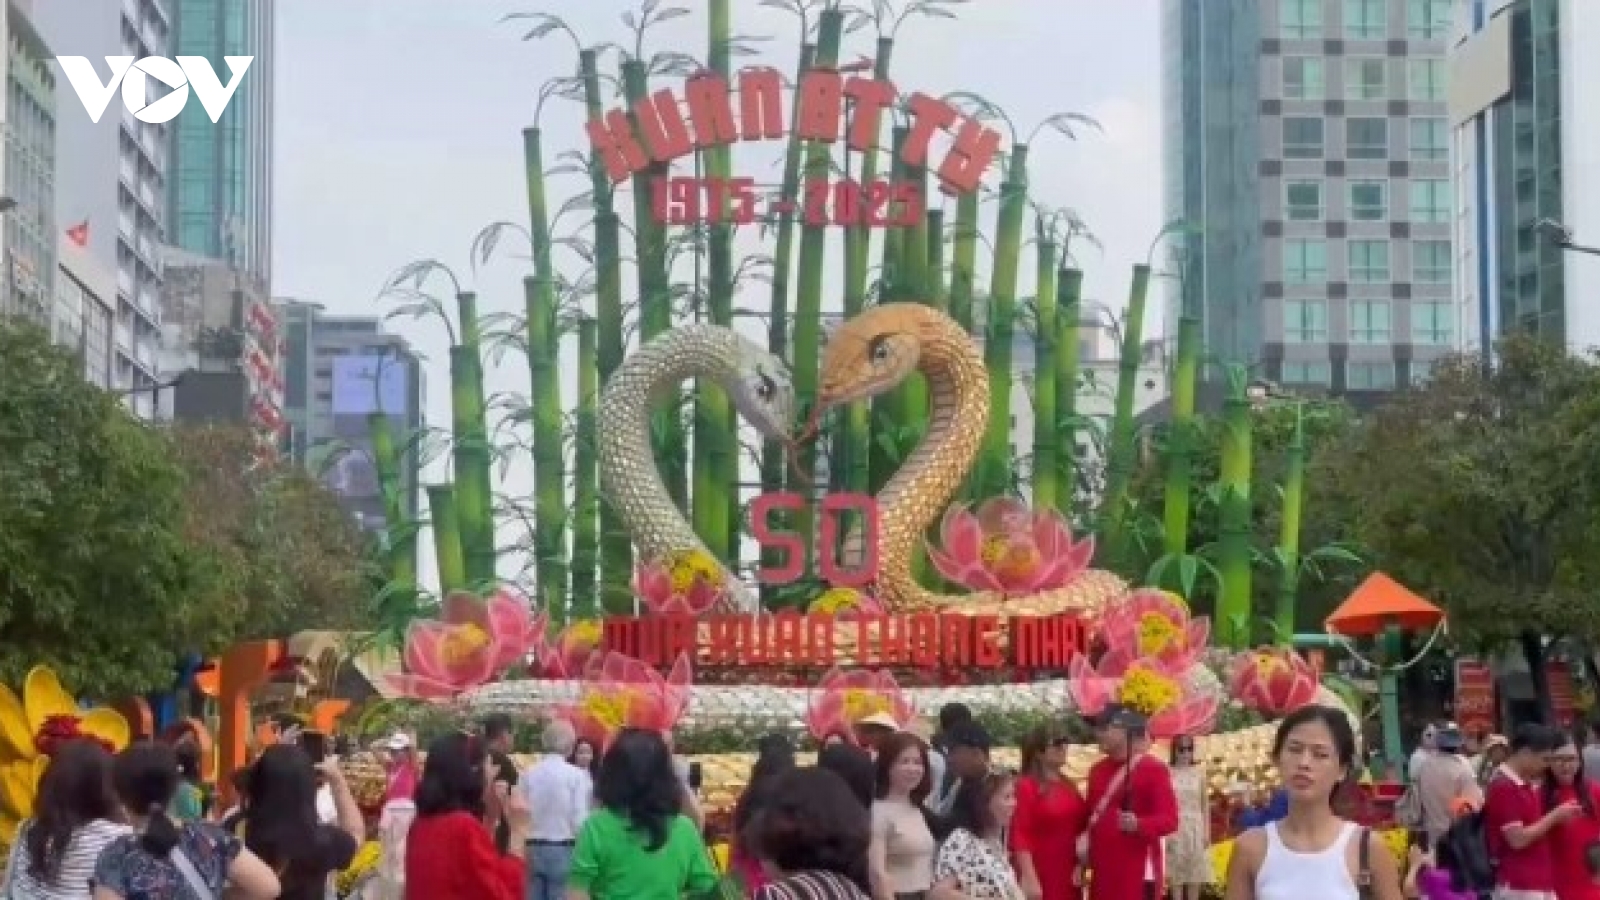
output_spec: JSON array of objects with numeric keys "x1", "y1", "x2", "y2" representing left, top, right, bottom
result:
[
  {"x1": 77, "y1": 707, "x2": 131, "y2": 751},
  {"x1": 24, "y1": 667, "x2": 78, "y2": 736}
]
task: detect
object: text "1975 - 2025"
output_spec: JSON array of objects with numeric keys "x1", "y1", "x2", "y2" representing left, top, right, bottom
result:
[{"x1": 651, "y1": 176, "x2": 923, "y2": 228}]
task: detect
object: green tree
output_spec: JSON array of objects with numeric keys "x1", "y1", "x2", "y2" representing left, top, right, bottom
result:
[
  {"x1": 169, "y1": 425, "x2": 372, "y2": 638},
  {"x1": 1316, "y1": 337, "x2": 1600, "y2": 721},
  {"x1": 0, "y1": 320, "x2": 230, "y2": 696}
]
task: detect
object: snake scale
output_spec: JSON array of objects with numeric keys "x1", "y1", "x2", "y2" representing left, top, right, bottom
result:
[{"x1": 597, "y1": 324, "x2": 795, "y2": 613}]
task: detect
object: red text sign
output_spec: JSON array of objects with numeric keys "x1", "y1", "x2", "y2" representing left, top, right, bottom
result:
[
  {"x1": 750, "y1": 492, "x2": 879, "y2": 588},
  {"x1": 1547, "y1": 660, "x2": 1575, "y2": 729},
  {"x1": 602, "y1": 611, "x2": 1087, "y2": 669},
  {"x1": 586, "y1": 71, "x2": 1001, "y2": 195},
  {"x1": 1452, "y1": 657, "x2": 1495, "y2": 735},
  {"x1": 651, "y1": 177, "x2": 922, "y2": 228}
]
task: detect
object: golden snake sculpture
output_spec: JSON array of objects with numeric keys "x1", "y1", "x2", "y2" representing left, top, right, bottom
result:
[
  {"x1": 597, "y1": 323, "x2": 795, "y2": 613},
  {"x1": 813, "y1": 302, "x2": 1127, "y2": 617}
]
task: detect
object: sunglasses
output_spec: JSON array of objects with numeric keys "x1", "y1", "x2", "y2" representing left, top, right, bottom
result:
[{"x1": 1174, "y1": 744, "x2": 1195, "y2": 754}]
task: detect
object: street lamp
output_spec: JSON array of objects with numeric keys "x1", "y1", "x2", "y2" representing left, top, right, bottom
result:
[{"x1": 1533, "y1": 218, "x2": 1600, "y2": 257}]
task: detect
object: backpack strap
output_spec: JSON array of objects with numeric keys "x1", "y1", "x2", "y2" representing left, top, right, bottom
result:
[{"x1": 1355, "y1": 826, "x2": 1373, "y2": 898}]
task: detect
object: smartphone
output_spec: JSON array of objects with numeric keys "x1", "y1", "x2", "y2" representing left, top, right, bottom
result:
[
  {"x1": 298, "y1": 729, "x2": 328, "y2": 764},
  {"x1": 687, "y1": 761, "x2": 703, "y2": 792}
]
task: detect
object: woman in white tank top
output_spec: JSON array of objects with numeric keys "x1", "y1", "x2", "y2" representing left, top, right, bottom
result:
[{"x1": 1223, "y1": 704, "x2": 1403, "y2": 900}]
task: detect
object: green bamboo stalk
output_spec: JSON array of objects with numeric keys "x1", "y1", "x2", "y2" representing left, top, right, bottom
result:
[
  {"x1": 788, "y1": 8, "x2": 844, "y2": 566},
  {"x1": 927, "y1": 208, "x2": 948, "y2": 308},
  {"x1": 977, "y1": 144, "x2": 1029, "y2": 500},
  {"x1": 867, "y1": 126, "x2": 911, "y2": 496},
  {"x1": 1031, "y1": 230, "x2": 1059, "y2": 510},
  {"x1": 1216, "y1": 364, "x2": 1255, "y2": 648},
  {"x1": 427, "y1": 484, "x2": 467, "y2": 596},
  {"x1": 526, "y1": 275, "x2": 567, "y2": 616},
  {"x1": 1098, "y1": 263, "x2": 1151, "y2": 562},
  {"x1": 1273, "y1": 405, "x2": 1307, "y2": 644},
  {"x1": 448, "y1": 292, "x2": 495, "y2": 588},
  {"x1": 1162, "y1": 303, "x2": 1202, "y2": 556},
  {"x1": 846, "y1": 36, "x2": 895, "y2": 293},
  {"x1": 368, "y1": 411, "x2": 415, "y2": 591},
  {"x1": 692, "y1": 0, "x2": 735, "y2": 563},
  {"x1": 1054, "y1": 268, "x2": 1083, "y2": 518},
  {"x1": 758, "y1": 40, "x2": 815, "y2": 608},
  {"x1": 580, "y1": 49, "x2": 632, "y2": 612},
  {"x1": 570, "y1": 317, "x2": 600, "y2": 622},
  {"x1": 948, "y1": 192, "x2": 980, "y2": 334}
]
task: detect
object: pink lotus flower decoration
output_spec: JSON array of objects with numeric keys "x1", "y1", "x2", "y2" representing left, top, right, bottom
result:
[
  {"x1": 541, "y1": 620, "x2": 603, "y2": 679},
  {"x1": 558, "y1": 651, "x2": 693, "y2": 749},
  {"x1": 1068, "y1": 655, "x2": 1218, "y2": 739},
  {"x1": 386, "y1": 588, "x2": 540, "y2": 701},
  {"x1": 1229, "y1": 647, "x2": 1320, "y2": 717},
  {"x1": 1097, "y1": 589, "x2": 1210, "y2": 677},
  {"x1": 926, "y1": 499, "x2": 1095, "y2": 594},
  {"x1": 633, "y1": 550, "x2": 728, "y2": 615},
  {"x1": 804, "y1": 668, "x2": 915, "y2": 744}
]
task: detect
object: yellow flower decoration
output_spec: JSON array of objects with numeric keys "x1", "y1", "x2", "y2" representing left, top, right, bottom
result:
[
  {"x1": 1136, "y1": 612, "x2": 1181, "y2": 657},
  {"x1": 842, "y1": 689, "x2": 892, "y2": 723},
  {"x1": 980, "y1": 537, "x2": 1042, "y2": 580},
  {"x1": 810, "y1": 587, "x2": 864, "y2": 615},
  {"x1": 581, "y1": 689, "x2": 640, "y2": 731},
  {"x1": 664, "y1": 549, "x2": 723, "y2": 594},
  {"x1": 335, "y1": 841, "x2": 382, "y2": 896},
  {"x1": 0, "y1": 666, "x2": 130, "y2": 844},
  {"x1": 1117, "y1": 666, "x2": 1181, "y2": 717},
  {"x1": 440, "y1": 624, "x2": 492, "y2": 667},
  {"x1": 566, "y1": 619, "x2": 603, "y2": 647}
]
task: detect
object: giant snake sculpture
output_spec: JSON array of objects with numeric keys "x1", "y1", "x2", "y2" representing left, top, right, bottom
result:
[{"x1": 597, "y1": 323, "x2": 795, "y2": 613}]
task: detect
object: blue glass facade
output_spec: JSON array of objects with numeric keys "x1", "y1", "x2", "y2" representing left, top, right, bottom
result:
[{"x1": 167, "y1": 0, "x2": 273, "y2": 286}]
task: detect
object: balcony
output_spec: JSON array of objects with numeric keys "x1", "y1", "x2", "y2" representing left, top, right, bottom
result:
[{"x1": 117, "y1": 269, "x2": 136, "y2": 297}]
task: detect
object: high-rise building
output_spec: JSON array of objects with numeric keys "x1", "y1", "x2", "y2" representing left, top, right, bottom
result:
[
  {"x1": 276, "y1": 298, "x2": 425, "y2": 538},
  {"x1": 1, "y1": 2, "x2": 57, "y2": 328},
  {"x1": 167, "y1": 0, "x2": 273, "y2": 286},
  {"x1": 1163, "y1": 0, "x2": 1462, "y2": 391},
  {"x1": 1448, "y1": 0, "x2": 1600, "y2": 354},
  {"x1": 34, "y1": 0, "x2": 170, "y2": 418},
  {"x1": 58, "y1": 233, "x2": 116, "y2": 387}
]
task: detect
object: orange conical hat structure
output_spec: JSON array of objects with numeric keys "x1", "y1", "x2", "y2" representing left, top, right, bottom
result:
[{"x1": 1324, "y1": 571, "x2": 1444, "y2": 637}]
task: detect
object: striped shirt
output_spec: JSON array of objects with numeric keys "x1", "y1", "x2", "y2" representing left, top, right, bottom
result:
[
  {"x1": 7, "y1": 818, "x2": 132, "y2": 899},
  {"x1": 752, "y1": 870, "x2": 872, "y2": 900}
]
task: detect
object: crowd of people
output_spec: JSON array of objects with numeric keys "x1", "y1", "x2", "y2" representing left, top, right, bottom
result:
[{"x1": 15, "y1": 702, "x2": 1600, "y2": 900}]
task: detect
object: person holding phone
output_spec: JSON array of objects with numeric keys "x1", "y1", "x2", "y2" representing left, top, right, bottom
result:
[{"x1": 235, "y1": 743, "x2": 365, "y2": 900}]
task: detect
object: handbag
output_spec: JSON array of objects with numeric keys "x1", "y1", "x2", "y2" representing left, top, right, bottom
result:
[
  {"x1": 169, "y1": 841, "x2": 217, "y2": 900},
  {"x1": 1074, "y1": 757, "x2": 1139, "y2": 879}
]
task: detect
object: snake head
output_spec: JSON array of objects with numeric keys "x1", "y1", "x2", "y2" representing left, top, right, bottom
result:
[
  {"x1": 816, "y1": 304, "x2": 924, "y2": 414},
  {"x1": 727, "y1": 345, "x2": 797, "y2": 441}
]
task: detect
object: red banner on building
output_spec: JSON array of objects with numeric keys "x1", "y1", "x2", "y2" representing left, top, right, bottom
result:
[
  {"x1": 1547, "y1": 661, "x2": 1576, "y2": 728},
  {"x1": 1454, "y1": 657, "x2": 1496, "y2": 736}
]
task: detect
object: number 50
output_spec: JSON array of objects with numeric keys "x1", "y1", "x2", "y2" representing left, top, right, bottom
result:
[{"x1": 749, "y1": 492, "x2": 879, "y2": 588}]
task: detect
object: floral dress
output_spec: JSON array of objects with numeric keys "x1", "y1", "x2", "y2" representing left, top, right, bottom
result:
[
  {"x1": 934, "y1": 828, "x2": 1023, "y2": 900},
  {"x1": 93, "y1": 821, "x2": 240, "y2": 900},
  {"x1": 1164, "y1": 765, "x2": 1213, "y2": 886}
]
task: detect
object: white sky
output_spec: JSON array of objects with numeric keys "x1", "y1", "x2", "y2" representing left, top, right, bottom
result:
[{"x1": 270, "y1": 0, "x2": 1164, "y2": 595}]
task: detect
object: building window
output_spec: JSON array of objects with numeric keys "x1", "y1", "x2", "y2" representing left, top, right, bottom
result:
[
  {"x1": 1407, "y1": 0, "x2": 1453, "y2": 39},
  {"x1": 1347, "y1": 118, "x2": 1389, "y2": 159},
  {"x1": 1350, "y1": 301, "x2": 1392, "y2": 343},
  {"x1": 1349, "y1": 180, "x2": 1388, "y2": 220},
  {"x1": 1411, "y1": 357, "x2": 1434, "y2": 384},
  {"x1": 1409, "y1": 178, "x2": 1450, "y2": 223},
  {"x1": 1285, "y1": 239, "x2": 1328, "y2": 283},
  {"x1": 1347, "y1": 58, "x2": 1388, "y2": 100},
  {"x1": 1286, "y1": 180, "x2": 1324, "y2": 221},
  {"x1": 1408, "y1": 59, "x2": 1446, "y2": 101},
  {"x1": 1285, "y1": 300, "x2": 1329, "y2": 343},
  {"x1": 1345, "y1": 0, "x2": 1388, "y2": 38},
  {"x1": 1409, "y1": 117, "x2": 1449, "y2": 161},
  {"x1": 1348, "y1": 361, "x2": 1397, "y2": 389},
  {"x1": 1284, "y1": 57, "x2": 1326, "y2": 99},
  {"x1": 1284, "y1": 117, "x2": 1326, "y2": 159},
  {"x1": 1412, "y1": 300, "x2": 1453, "y2": 343},
  {"x1": 1283, "y1": 0, "x2": 1325, "y2": 38},
  {"x1": 1282, "y1": 361, "x2": 1332, "y2": 385},
  {"x1": 1414, "y1": 239, "x2": 1451, "y2": 282},
  {"x1": 1348, "y1": 240, "x2": 1391, "y2": 281}
]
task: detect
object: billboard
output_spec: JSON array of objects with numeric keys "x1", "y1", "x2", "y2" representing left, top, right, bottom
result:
[{"x1": 324, "y1": 353, "x2": 414, "y2": 535}]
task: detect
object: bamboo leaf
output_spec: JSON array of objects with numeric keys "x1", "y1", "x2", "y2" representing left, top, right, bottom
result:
[
  {"x1": 642, "y1": 0, "x2": 663, "y2": 16},
  {"x1": 652, "y1": 51, "x2": 703, "y2": 76},
  {"x1": 652, "y1": 7, "x2": 691, "y2": 24},
  {"x1": 622, "y1": 10, "x2": 637, "y2": 29}
]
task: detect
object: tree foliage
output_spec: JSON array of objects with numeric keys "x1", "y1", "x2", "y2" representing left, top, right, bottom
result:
[{"x1": 1315, "y1": 335, "x2": 1600, "y2": 649}]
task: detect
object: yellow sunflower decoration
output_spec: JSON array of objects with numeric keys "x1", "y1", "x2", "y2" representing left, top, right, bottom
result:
[{"x1": 0, "y1": 666, "x2": 131, "y2": 843}]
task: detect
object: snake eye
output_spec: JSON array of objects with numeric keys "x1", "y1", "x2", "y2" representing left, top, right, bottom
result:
[
  {"x1": 868, "y1": 335, "x2": 892, "y2": 363},
  {"x1": 756, "y1": 373, "x2": 775, "y2": 401}
]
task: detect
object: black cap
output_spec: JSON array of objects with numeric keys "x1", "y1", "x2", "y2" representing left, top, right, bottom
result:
[
  {"x1": 1097, "y1": 705, "x2": 1148, "y2": 732},
  {"x1": 1094, "y1": 704, "x2": 1128, "y2": 729},
  {"x1": 946, "y1": 721, "x2": 993, "y2": 752},
  {"x1": 1434, "y1": 727, "x2": 1464, "y2": 752}
]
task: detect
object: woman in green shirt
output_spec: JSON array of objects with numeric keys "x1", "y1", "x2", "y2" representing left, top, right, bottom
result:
[{"x1": 568, "y1": 728, "x2": 721, "y2": 900}]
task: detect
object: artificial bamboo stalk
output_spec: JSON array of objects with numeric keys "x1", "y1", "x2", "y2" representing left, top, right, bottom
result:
[
  {"x1": 948, "y1": 192, "x2": 980, "y2": 334},
  {"x1": 788, "y1": 7, "x2": 845, "y2": 566},
  {"x1": 579, "y1": 48, "x2": 632, "y2": 611},
  {"x1": 927, "y1": 208, "x2": 948, "y2": 308},
  {"x1": 1216, "y1": 363, "x2": 1255, "y2": 648},
  {"x1": 368, "y1": 411, "x2": 415, "y2": 591},
  {"x1": 1031, "y1": 231, "x2": 1059, "y2": 510},
  {"x1": 977, "y1": 144, "x2": 1030, "y2": 500},
  {"x1": 526, "y1": 275, "x2": 567, "y2": 615},
  {"x1": 570, "y1": 317, "x2": 600, "y2": 621},
  {"x1": 1098, "y1": 263, "x2": 1151, "y2": 563},
  {"x1": 1162, "y1": 303, "x2": 1202, "y2": 556},
  {"x1": 1054, "y1": 268, "x2": 1084, "y2": 518},
  {"x1": 1272, "y1": 404, "x2": 1307, "y2": 644},
  {"x1": 867, "y1": 125, "x2": 911, "y2": 496},
  {"x1": 427, "y1": 484, "x2": 467, "y2": 596}
]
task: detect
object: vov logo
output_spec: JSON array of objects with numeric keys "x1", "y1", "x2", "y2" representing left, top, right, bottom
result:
[{"x1": 56, "y1": 56, "x2": 253, "y2": 124}]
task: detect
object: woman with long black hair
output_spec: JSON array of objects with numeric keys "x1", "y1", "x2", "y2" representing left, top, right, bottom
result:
[
  {"x1": 3, "y1": 739, "x2": 127, "y2": 899},
  {"x1": 731, "y1": 734, "x2": 797, "y2": 894},
  {"x1": 567, "y1": 728, "x2": 720, "y2": 900},
  {"x1": 92, "y1": 741, "x2": 279, "y2": 900},
  {"x1": 1544, "y1": 731, "x2": 1600, "y2": 899},
  {"x1": 236, "y1": 744, "x2": 364, "y2": 900},
  {"x1": 403, "y1": 731, "x2": 528, "y2": 899},
  {"x1": 1223, "y1": 705, "x2": 1402, "y2": 900}
]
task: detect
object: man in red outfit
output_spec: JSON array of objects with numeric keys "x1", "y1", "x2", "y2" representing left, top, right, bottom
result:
[{"x1": 1081, "y1": 707, "x2": 1179, "y2": 900}]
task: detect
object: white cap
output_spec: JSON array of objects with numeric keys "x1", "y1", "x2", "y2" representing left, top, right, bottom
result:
[
  {"x1": 857, "y1": 712, "x2": 902, "y2": 730},
  {"x1": 385, "y1": 733, "x2": 412, "y2": 751}
]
